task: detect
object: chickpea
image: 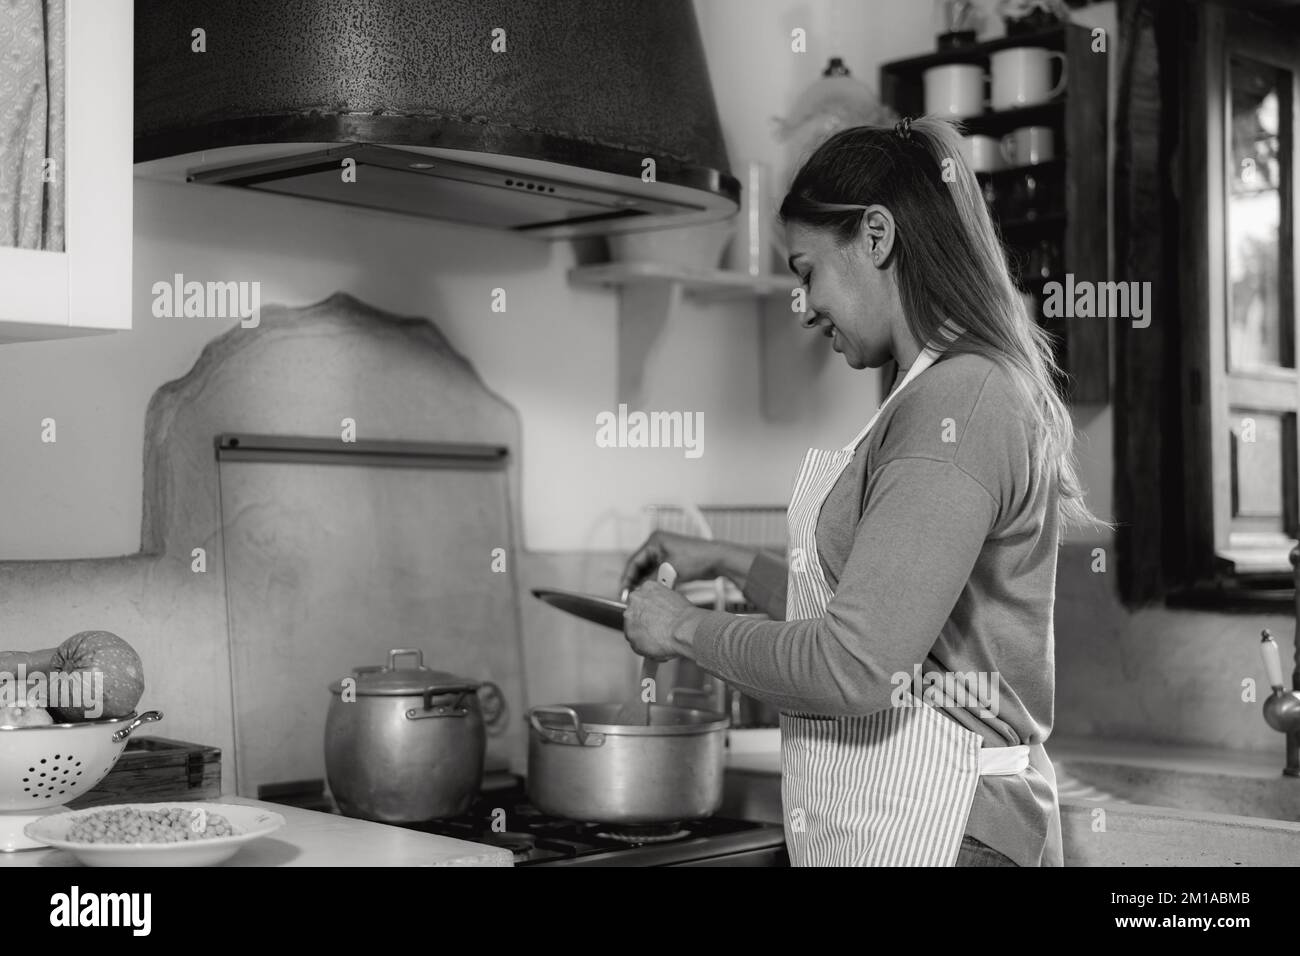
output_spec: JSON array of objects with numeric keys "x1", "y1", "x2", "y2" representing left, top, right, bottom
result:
[{"x1": 67, "y1": 807, "x2": 237, "y2": 844}]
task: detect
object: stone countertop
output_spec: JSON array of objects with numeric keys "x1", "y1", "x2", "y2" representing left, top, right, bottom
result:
[
  {"x1": 0, "y1": 797, "x2": 513, "y2": 867},
  {"x1": 1044, "y1": 734, "x2": 1284, "y2": 778}
]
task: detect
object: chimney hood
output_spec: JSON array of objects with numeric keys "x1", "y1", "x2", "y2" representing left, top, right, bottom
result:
[{"x1": 134, "y1": 0, "x2": 739, "y2": 239}]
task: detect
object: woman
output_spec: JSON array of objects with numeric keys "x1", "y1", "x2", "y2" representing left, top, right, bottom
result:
[{"x1": 619, "y1": 117, "x2": 1111, "y2": 867}]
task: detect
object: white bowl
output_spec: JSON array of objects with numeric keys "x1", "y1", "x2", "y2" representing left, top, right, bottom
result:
[{"x1": 25, "y1": 802, "x2": 284, "y2": 867}]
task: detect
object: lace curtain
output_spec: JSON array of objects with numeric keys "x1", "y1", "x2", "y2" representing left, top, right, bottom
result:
[{"x1": 0, "y1": 0, "x2": 65, "y2": 251}]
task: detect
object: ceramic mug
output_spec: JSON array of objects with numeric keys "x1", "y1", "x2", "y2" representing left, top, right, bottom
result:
[
  {"x1": 1000, "y1": 126, "x2": 1055, "y2": 166},
  {"x1": 959, "y1": 134, "x2": 1004, "y2": 173},
  {"x1": 990, "y1": 47, "x2": 1067, "y2": 108},
  {"x1": 923, "y1": 63, "x2": 985, "y2": 118}
]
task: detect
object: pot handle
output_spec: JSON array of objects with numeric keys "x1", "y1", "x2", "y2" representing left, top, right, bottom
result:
[
  {"x1": 528, "y1": 706, "x2": 604, "y2": 747},
  {"x1": 478, "y1": 680, "x2": 509, "y2": 736},
  {"x1": 387, "y1": 648, "x2": 426, "y2": 671},
  {"x1": 111, "y1": 710, "x2": 164, "y2": 743},
  {"x1": 665, "y1": 686, "x2": 716, "y2": 710},
  {"x1": 408, "y1": 687, "x2": 472, "y2": 720}
]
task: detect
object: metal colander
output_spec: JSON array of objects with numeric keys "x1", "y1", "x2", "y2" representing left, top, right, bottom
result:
[{"x1": 0, "y1": 710, "x2": 162, "y2": 851}]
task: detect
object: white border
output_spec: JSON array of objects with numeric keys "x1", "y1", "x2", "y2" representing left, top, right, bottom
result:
[{"x1": 0, "y1": 0, "x2": 132, "y2": 332}]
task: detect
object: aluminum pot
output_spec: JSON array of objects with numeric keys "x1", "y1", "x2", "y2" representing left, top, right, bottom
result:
[
  {"x1": 326, "y1": 648, "x2": 505, "y2": 824},
  {"x1": 527, "y1": 701, "x2": 729, "y2": 824}
]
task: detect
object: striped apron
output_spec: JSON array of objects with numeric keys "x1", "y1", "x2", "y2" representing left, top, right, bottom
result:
[{"x1": 780, "y1": 332, "x2": 1031, "y2": 867}]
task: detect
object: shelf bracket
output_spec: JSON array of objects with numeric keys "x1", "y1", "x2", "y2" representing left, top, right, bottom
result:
[{"x1": 616, "y1": 280, "x2": 683, "y2": 406}]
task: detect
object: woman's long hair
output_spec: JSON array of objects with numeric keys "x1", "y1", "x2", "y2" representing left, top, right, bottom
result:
[{"x1": 778, "y1": 117, "x2": 1111, "y2": 536}]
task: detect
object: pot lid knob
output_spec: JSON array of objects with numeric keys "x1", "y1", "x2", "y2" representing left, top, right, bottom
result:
[{"x1": 329, "y1": 647, "x2": 482, "y2": 697}]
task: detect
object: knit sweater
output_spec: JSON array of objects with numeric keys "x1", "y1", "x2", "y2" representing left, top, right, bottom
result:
[{"x1": 690, "y1": 351, "x2": 1064, "y2": 867}]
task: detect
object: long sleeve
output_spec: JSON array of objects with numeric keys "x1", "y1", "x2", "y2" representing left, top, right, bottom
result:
[
  {"x1": 739, "y1": 549, "x2": 788, "y2": 621},
  {"x1": 691, "y1": 456, "x2": 997, "y2": 716}
]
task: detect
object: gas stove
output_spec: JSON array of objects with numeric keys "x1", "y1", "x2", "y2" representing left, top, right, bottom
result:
[
  {"x1": 261, "y1": 774, "x2": 787, "y2": 867},
  {"x1": 410, "y1": 778, "x2": 787, "y2": 866}
]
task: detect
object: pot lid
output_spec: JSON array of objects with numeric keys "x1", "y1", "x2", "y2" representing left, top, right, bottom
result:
[{"x1": 329, "y1": 648, "x2": 481, "y2": 697}]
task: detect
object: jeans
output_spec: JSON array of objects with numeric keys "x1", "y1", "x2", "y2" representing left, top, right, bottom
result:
[{"x1": 954, "y1": 834, "x2": 1019, "y2": 867}]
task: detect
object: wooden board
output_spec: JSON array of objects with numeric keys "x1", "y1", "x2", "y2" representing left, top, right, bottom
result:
[
  {"x1": 219, "y1": 457, "x2": 526, "y2": 796},
  {"x1": 66, "y1": 736, "x2": 221, "y2": 808}
]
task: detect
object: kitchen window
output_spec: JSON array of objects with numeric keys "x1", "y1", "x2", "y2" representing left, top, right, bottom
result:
[
  {"x1": 1114, "y1": 0, "x2": 1300, "y2": 608},
  {"x1": 1182, "y1": 6, "x2": 1300, "y2": 597},
  {"x1": 1216, "y1": 49, "x2": 1297, "y2": 576}
]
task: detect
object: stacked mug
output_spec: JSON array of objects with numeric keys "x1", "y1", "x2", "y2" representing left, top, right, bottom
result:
[
  {"x1": 923, "y1": 45, "x2": 1067, "y2": 118},
  {"x1": 925, "y1": 45, "x2": 1065, "y2": 222},
  {"x1": 961, "y1": 125, "x2": 1055, "y2": 174}
]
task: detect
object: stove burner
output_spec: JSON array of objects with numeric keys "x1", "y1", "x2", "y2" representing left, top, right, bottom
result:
[
  {"x1": 596, "y1": 823, "x2": 690, "y2": 844},
  {"x1": 478, "y1": 832, "x2": 538, "y2": 858},
  {"x1": 256, "y1": 774, "x2": 786, "y2": 865}
]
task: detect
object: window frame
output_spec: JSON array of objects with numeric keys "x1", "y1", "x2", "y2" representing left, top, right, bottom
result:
[{"x1": 1180, "y1": 3, "x2": 1300, "y2": 586}]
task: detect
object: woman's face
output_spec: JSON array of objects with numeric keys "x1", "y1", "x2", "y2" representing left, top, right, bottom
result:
[{"x1": 785, "y1": 218, "x2": 899, "y2": 370}]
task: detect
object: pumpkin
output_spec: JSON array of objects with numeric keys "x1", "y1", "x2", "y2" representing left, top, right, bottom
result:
[{"x1": 47, "y1": 631, "x2": 145, "y2": 722}]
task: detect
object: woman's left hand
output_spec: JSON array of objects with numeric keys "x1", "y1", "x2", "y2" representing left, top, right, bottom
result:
[{"x1": 624, "y1": 582, "x2": 699, "y2": 662}]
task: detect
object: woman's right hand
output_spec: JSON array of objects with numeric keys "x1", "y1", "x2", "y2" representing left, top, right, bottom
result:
[{"x1": 619, "y1": 531, "x2": 724, "y2": 597}]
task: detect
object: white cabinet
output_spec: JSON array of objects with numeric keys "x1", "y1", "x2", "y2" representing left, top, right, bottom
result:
[{"x1": 0, "y1": 0, "x2": 131, "y2": 343}]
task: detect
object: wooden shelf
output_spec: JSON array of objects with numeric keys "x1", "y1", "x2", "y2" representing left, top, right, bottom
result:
[
  {"x1": 875, "y1": 26, "x2": 1066, "y2": 76},
  {"x1": 880, "y1": 20, "x2": 1110, "y2": 405},
  {"x1": 568, "y1": 262, "x2": 795, "y2": 303},
  {"x1": 566, "y1": 261, "x2": 808, "y2": 411},
  {"x1": 956, "y1": 100, "x2": 1065, "y2": 137},
  {"x1": 977, "y1": 158, "x2": 1066, "y2": 180}
]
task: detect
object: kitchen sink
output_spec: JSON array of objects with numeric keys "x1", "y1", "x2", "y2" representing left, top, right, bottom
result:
[
  {"x1": 1056, "y1": 760, "x2": 1300, "y2": 866},
  {"x1": 1051, "y1": 738, "x2": 1300, "y2": 865},
  {"x1": 1056, "y1": 758, "x2": 1300, "y2": 821},
  {"x1": 1059, "y1": 800, "x2": 1300, "y2": 866}
]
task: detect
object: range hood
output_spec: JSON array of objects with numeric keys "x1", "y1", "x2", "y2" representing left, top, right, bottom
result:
[{"x1": 134, "y1": 0, "x2": 739, "y2": 239}]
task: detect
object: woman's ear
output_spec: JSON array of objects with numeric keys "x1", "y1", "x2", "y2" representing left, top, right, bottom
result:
[{"x1": 861, "y1": 206, "x2": 896, "y2": 267}]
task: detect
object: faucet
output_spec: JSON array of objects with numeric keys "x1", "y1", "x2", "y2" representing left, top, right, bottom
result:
[{"x1": 1257, "y1": 543, "x2": 1300, "y2": 777}]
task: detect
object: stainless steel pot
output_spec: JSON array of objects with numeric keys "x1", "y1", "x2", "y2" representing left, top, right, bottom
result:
[
  {"x1": 325, "y1": 648, "x2": 505, "y2": 823},
  {"x1": 527, "y1": 701, "x2": 729, "y2": 824}
]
